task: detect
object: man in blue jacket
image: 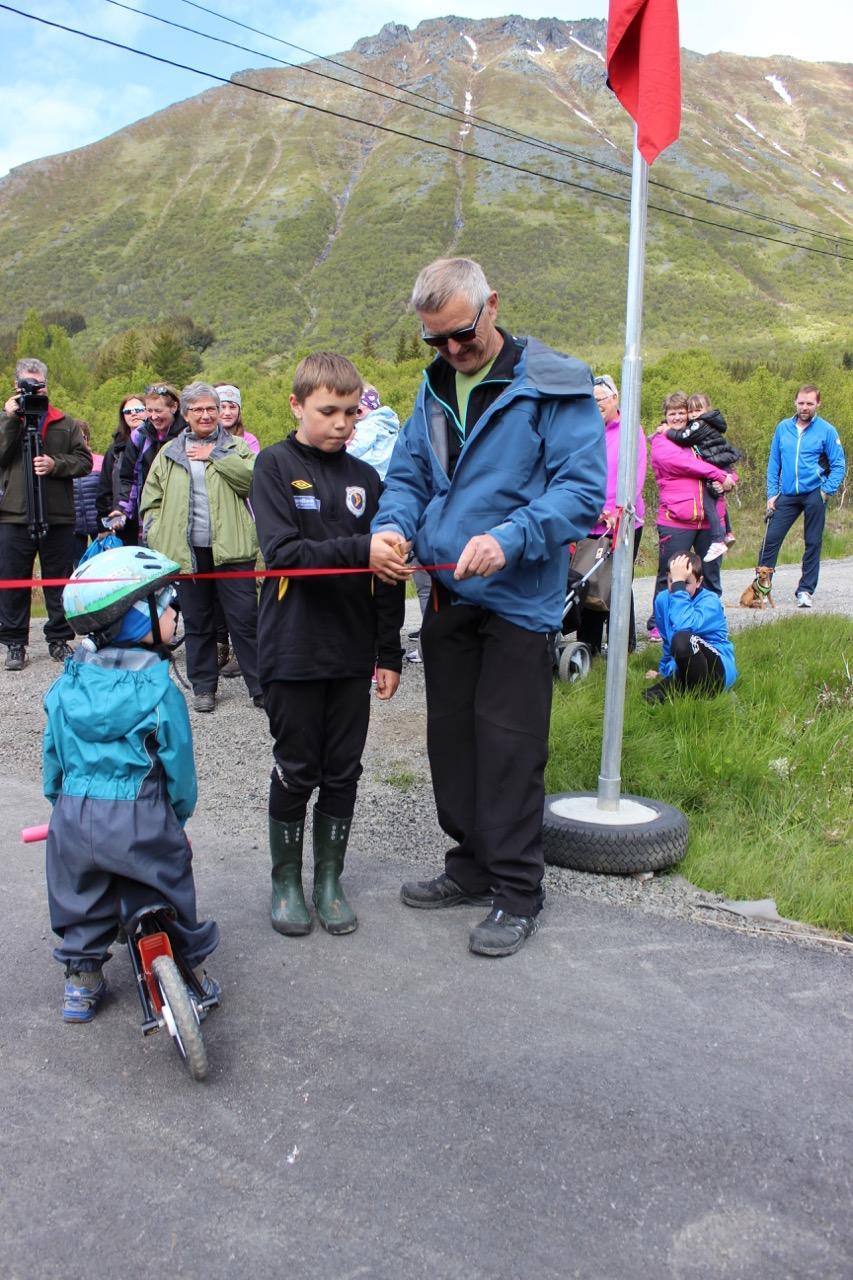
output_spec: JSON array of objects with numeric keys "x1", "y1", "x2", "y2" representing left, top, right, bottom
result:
[
  {"x1": 373, "y1": 257, "x2": 605, "y2": 957},
  {"x1": 761, "y1": 385, "x2": 846, "y2": 608}
]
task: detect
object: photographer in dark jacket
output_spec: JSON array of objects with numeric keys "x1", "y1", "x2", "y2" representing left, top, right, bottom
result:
[{"x1": 0, "y1": 358, "x2": 92, "y2": 670}]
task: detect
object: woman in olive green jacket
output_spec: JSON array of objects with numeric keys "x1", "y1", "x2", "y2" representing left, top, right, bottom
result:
[{"x1": 141, "y1": 381, "x2": 262, "y2": 712}]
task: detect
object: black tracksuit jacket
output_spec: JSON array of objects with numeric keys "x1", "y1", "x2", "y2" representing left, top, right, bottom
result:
[{"x1": 251, "y1": 432, "x2": 404, "y2": 684}]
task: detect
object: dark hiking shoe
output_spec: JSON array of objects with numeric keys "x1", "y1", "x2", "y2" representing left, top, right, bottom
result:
[
  {"x1": 400, "y1": 872, "x2": 493, "y2": 910},
  {"x1": 5, "y1": 644, "x2": 27, "y2": 671},
  {"x1": 216, "y1": 642, "x2": 231, "y2": 669},
  {"x1": 193, "y1": 691, "x2": 216, "y2": 712},
  {"x1": 469, "y1": 908, "x2": 539, "y2": 958},
  {"x1": 252, "y1": 693, "x2": 266, "y2": 709},
  {"x1": 221, "y1": 658, "x2": 242, "y2": 678},
  {"x1": 48, "y1": 641, "x2": 73, "y2": 662}
]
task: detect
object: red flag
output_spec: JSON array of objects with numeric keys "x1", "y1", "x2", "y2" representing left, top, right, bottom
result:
[{"x1": 607, "y1": 0, "x2": 681, "y2": 164}]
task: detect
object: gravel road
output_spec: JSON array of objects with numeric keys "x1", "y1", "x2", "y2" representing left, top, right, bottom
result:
[{"x1": 5, "y1": 556, "x2": 850, "y2": 942}]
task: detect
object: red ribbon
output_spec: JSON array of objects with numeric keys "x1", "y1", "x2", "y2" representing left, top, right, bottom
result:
[{"x1": 0, "y1": 565, "x2": 458, "y2": 590}]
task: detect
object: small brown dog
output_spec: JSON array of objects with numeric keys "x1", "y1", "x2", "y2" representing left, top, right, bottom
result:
[{"x1": 740, "y1": 566, "x2": 775, "y2": 609}]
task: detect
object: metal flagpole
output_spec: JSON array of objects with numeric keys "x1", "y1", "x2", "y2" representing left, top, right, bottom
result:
[{"x1": 597, "y1": 125, "x2": 649, "y2": 809}]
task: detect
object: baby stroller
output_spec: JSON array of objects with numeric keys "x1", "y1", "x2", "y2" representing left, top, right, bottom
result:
[{"x1": 553, "y1": 535, "x2": 614, "y2": 683}]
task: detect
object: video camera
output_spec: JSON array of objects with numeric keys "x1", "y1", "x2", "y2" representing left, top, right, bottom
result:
[{"x1": 15, "y1": 377, "x2": 48, "y2": 415}]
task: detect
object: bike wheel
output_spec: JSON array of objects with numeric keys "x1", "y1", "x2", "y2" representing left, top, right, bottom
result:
[{"x1": 151, "y1": 954, "x2": 208, "y2": 1082}]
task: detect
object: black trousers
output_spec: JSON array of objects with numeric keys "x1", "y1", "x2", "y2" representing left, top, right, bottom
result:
[
  {"x1": 649, "y1": 525, "x2": 722, "y2": 626},
  {"x1": 0, "y1": 522, "x2": 76, "y2": 646},
  {"x1": 420, "y1": 591, "x2": 553, "y2": 917},
  {"x1": 264, "y1": 676, "x2": 371, "y2": 820},
  {"x1": 671, "y1": 631, "x2": 725, "y2": 693},
  {"x1": 176, "y1": 547, "x2": 260, "y2": 697}
]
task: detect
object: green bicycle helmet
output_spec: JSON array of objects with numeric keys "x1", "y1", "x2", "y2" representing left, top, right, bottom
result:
[{"x1": 63, "y1": 546, "x2": 180, "y2": 640}]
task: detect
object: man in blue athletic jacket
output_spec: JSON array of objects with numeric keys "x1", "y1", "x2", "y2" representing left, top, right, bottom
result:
[
  {"x1": 761, "y1": 384, "x2": 846, "y2": 608},
  {"x1": 373, "y1": 257, "x2": 605, "y2": 957}
]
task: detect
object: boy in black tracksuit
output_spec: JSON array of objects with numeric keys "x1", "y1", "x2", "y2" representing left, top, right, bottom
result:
[{"x1": 250, "y1": 353, "x2": 407, "y2": 937}]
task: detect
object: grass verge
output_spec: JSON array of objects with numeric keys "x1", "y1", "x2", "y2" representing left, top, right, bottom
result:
[{"x1": 546, "y1": 615, "x2": 853, "y2": 932}]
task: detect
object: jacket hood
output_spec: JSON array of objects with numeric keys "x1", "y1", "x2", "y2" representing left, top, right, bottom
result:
[{"x1": 51, "y1": 649, "x2": 173, "y2": 742}]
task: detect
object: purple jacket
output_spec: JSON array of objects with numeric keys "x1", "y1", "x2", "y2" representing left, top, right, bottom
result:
[
  {"x1": 589, "y1": 413, "x2": 648, "y2": 535},
  {"x1": 650, "y1": 432, "x2": 734, "y2": 529}
]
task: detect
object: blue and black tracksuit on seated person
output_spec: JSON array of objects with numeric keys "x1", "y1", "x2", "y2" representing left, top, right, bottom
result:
[
  {"x1": 373, "y1": 330, "x2": 606, "y2": 917},
  {"x1": 653, "y1": 583, "x2": 737, "y2": 695},
  {"x1": 43, "y1": 646, "x2": 218, "y2": 973},
  {"x1": 251, "y1": 433, "x2": 404, "y2": 823}
]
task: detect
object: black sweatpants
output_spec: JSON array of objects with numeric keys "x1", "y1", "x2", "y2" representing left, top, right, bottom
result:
[
  {"x1": 264, "y1": 676, "x2": 371, "y2": 820},
  {"x1": 671, "y1": 631, "x2": 726, "y2": 693},
  {"x1": 420, "y1": 591, "x2": 553, "y2": 917},
  {"x1": 0, "y1": 522, "x2": 76, "y2": 646},
  {"x1": 177, "y1": 546, "x2": 260, "y2": 697}
]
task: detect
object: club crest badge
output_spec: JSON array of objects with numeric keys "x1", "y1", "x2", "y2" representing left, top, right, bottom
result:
[{"x1": 345, "y1": 486, "x2": 366, "y2": 517}]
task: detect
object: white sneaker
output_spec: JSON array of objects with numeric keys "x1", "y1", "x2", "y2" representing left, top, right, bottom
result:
[
  {"x1": 796, "y1": 591, "x2": 813, "y2": 608},
  {"x1": 703, "y1": 541, "x2": 728, "y2": 563}
]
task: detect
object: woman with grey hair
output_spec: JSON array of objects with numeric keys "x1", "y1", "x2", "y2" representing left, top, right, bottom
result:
[{"x1": 140, "y1": 382, "x2": 262, "y2": 712}]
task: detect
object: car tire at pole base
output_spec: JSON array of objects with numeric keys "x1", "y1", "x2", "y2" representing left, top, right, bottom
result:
[{"x1": 542, "y1": 791, "x2": 688, "y2": 875}]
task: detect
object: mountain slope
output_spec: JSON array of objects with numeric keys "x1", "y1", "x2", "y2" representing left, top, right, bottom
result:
[{"x1": 0, "y1": 15, "x2": 850, "y2": 360}]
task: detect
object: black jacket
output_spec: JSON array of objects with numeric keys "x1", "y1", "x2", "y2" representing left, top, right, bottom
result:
[
  {"x1": 251, "y1": 433, "x2": 404, "y2": 683},
  {"x1": 666, "y1": 409, "x2": 740, "y2": 469}
]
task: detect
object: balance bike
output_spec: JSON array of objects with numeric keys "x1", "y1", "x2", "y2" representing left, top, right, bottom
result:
[{"x1": 23, "y1": 824, "x2": 219, "y2": 1082}]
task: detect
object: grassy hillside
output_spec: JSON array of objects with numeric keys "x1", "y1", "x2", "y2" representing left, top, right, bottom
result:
[{"x1": 0, "y1": 16, "x2": 849, "y2": 362}]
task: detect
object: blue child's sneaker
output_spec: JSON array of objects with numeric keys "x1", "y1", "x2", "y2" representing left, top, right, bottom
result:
[{"x1": 63, "y1": 972, "x2": 108, "y2": 1023}]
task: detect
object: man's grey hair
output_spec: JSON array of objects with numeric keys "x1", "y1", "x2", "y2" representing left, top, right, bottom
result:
[
  {"x1": 180, "y1": 381, "x2": 220, "y2": 416},
  {"x1": 411, "y1": 257, "x2": 492, "y2": 314},
  {"x1": 16, "y1": 357, "x2": 48, "y2": 383}
]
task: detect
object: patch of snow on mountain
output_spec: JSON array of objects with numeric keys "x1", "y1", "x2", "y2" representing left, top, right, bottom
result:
[
  {"x1": 765, "y1": 75, "x2": 792, "y2": 105},
  {"x1": 832, "y1": 179, "x2": 847, "y2": 192},
  {"x1": 771, "y1": 140, "x2": 792, "y2": 157},
  {"x1": 462, "y1": 34, "x2": 477, "y2": 56},
  {"x1": 735, "y1": 113, "x2": 765, "y2": 140},
  {"x1": 573, "y1": 109, "x2": 594, "y2": 127},
  {"x1": 569, "y1": 35, "x2": 604, "y2": 62}
]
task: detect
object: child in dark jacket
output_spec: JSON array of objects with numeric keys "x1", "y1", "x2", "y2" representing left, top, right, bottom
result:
[
  {"x1": 250, "y1": 353, "x2": 409, "y2": 939},
  {"x1": 643, "y1": 552, "x2": 737, "y2": 704},
  {"x1": 45, "y1": 546, "x2": 219, "y2": 1022},
  {"x1": 666, "y1": 393, "x2": 740, "y2": 563}
]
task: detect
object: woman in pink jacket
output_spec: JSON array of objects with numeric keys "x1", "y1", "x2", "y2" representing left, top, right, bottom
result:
[
  {"x1": 648, "y1": 391, "x2": 737, "y2": 635},
  {"x1": 577, "y1": 375, "x2": 648, "y2": 653}
]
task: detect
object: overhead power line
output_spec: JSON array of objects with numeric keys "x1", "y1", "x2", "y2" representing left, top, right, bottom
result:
[
  {"x1": 2, "y1": 3, "x2": 852, "y2": 263},
  {"x1": 172, "y1": 0, "x2": 853, "y2": 249}
]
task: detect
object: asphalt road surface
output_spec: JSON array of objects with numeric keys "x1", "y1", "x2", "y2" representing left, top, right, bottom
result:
[{"x1": 4, "y1": 763, "x2": 850, "y2": 1280}]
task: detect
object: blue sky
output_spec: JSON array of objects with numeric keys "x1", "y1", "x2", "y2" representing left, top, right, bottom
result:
[{"x1": 1, "y1": 1, "x2": 851, "y2": 176}]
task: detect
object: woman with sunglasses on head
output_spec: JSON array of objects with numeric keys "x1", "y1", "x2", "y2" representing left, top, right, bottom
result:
[
  {"x1": 96, "y1": 395, "x2": 146, "y2": 544},
  {"x1": 110, "y1": 382, "x2": 186, "y2": 539}
]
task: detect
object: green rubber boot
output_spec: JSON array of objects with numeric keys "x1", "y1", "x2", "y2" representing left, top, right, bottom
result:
[
  {"x1": 269, "y1": 816, "x2": 312, "y2": 936},
  {"x1": 312, "y1": 809, "x2": 357, "y2": 935}
]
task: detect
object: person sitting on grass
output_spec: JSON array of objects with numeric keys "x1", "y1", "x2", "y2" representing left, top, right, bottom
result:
[{"x1": 643, "y1": 552, "x2": 737, "y2": 704}]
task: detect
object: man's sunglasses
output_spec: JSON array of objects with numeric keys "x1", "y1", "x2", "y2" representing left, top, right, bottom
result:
[{"x1": 421, "y1": 301, "x2": 485, "y2": 348}]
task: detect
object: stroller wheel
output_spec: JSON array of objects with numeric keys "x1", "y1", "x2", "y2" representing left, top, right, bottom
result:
[{"x1": 557, "y1": 641, "x2": 592, "y2": 683}]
